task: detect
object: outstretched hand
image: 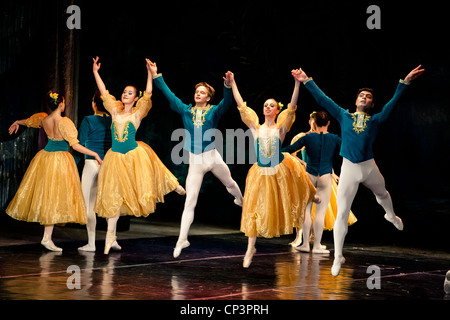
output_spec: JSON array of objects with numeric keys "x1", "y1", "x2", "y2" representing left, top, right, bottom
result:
[
  {"x1": 146, "y1": 59, "x2": 158, "y2": 75},
  {"x1": 292, "y1": 68, "x2": 308, "y2": 82},
  {"x1": 9, "y1": 121, "x2": 20, "y2": 135},
  {"x1": 223, "y1": 71, "x2": 234, "y2": 85},
  {"x1": 404, "y1": 65, "x2": 425, "y2": 83},
  {"x1": 93, "y1": 56, "x2": 101, "y2": 73}
]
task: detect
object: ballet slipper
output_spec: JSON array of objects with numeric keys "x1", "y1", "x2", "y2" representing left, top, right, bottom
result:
[
  {"x1": 294, "y1": 243, "x2": 310, "y2": 253},
  {"x1": 78, "y1": 244, "x2": 96, "y2": 252},
  {"x1": 384, "y1": 214, "x2": 404, "y2": 231},
  {"x1": 175, "y1": 185, "x2": 186, "y2": 196},
  {"x1": 331, "y1": 256, "x2": 346, "y2": 276},
  {"x1": 312, "y1": 247, "x2": 330, "y2": 254},
  {"x1": 234, "y1": 198, "x2": 243, "y2": 207},
  {"x1": 104, "y1": 231, "x2": 117, "y2": 255},
  {"x1": 289, "y1": 230, "x2": 303, "y2": 247},
  {"x1": 243, "y1": 247, "x2": 256, "y2": 268},
  {"x1": 444, "y1": 270, "x2": 450, "y2": 295},
  {"x1": 41, "y1": 239, "x2": 63, "y2": 252},
  {"x1": 111, "y1": 241, "x2": 122, "y2": 251},
  {"x1": 173, "y1": 240, "x2": 190, "y2": 258}
]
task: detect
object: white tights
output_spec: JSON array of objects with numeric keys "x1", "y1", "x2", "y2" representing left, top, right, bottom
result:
[
  {"x1": 300, "y1": 173, "x2": 332, "y2": 252},
  {"x1": 334, "y1": 158, "x2": 397, "y2": 261},
  {"x1": 80, "y1": 160, "x2": 100, "y2": 248},
  {"x1": 176, "y1": 149, "x2": 243, "y2": 247}
]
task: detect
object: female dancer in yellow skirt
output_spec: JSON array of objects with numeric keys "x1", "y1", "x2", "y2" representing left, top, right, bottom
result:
[
  {"x1": 92, "y1": 57, "x2": 185, "y2": 254},
  {"x1": 227, "y1": 70, "x2": 318, "y2": 268},
  {"x1": 288, "y1": 112, "x2": 357, "y2": 249},
  {"x1": 6, "y1": 91, "x2": 103, "y2": 252}
]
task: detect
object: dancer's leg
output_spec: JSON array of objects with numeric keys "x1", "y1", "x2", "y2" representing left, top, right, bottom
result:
[
  {"x1": 312, "y1": 174, "x2": 332, "y2": 253},
  {"x1": 174, "y1": 162, "x2": 205, "y2": 258},
  {"x1": 104, "y1": 214, "x2": 119, "y2": 254},
  {"x1": 41, "y1": 225, "x2": 62, "y2": 252},
  {"x1": 79, "y1": 160, "x2": 98, "y2": 252},
  {"x1": 362, "y1": 160, "x2": 403, "y2": 230},
  {"x1": 243, "y1": 236, "x2": 257, "y2": 268},
  {"x1": 332, "y1": 160, "x2": 360, "y2": 276},
  {"x1": 210, "y1": 150, "x2": 243, "y2": 206},
  {"x1": 297, "y1": 202, "x2": 313, "y2": 252}
]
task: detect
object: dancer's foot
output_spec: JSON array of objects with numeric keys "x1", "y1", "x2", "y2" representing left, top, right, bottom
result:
[
  {"x1": 243, "y1": 247, "x2": 256, "y2": 268},
  {"x1": 294, "y1": 243, "x2": 310, "y2": 253},
  {"x1": 173, "y1": 240, "x2": 190, "y2": 258},
  {"x1": 384, "y1": 214, "x2": 403, "y2": 231},
  {"x1": 104, "y1": 231, "x2": 117, "y2": 255},
  {"x1": 331, "y1": 256, "x2": 346, "y2": 276},
  {"x1": 78, "y1": 244, "x2": 96, "y2": 252},
  {"x1": 289, "y1": 230, "x2": 303, "y2": 247},
  {"x1": 234, "y1": 198, "x2": 243, "y2": 207},
  {"x1": 312, "y1": 247, "x2": 330, "y2": 254},
  {"x1": 41, "y1": 240, "x2": 63, "y2": 252},
  {"x1": 444, "y1": 270, "x2": 450, "y2": 295},
  {"x1": 313, "y1": 195, "x2": 321, "y2": 204},
  {"x1": 111, "y1": 240, "x2": 122, "y2": 251},
  {"x1": 175, "y1": 185, "x2": 186, "y2": 196}
]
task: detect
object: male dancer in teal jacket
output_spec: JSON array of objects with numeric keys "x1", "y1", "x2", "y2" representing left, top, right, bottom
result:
[
  {"x1": 150, "y1": 61, "x2": 243, "y2": 258},
  {"x1": 293, "y1": 65, "x2": 424, "y2": 275}
]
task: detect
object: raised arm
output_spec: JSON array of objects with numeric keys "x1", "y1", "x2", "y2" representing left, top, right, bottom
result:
[
  {"x1": 144, "y1": 58, "x2": 153, "y2": 96},
  {"x1": 228, "y1": 72, "x2": 259, "y2": 131},
  {"x1": 226, "y1": 71, "x2": 244, "y2": 108},
  {"x1": 289, "y1": 69, "x2": 302, "y2": 110},
  {"x1": 92, "y1": 56, "x2": 107, "y2": 97}
]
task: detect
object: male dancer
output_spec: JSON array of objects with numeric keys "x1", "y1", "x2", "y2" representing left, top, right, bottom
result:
[
  {"x1": 149, "y1": 61, "x2": 243, "y2": 258},
  {"x1": 293, "y1": 65, "x2": 424, "y2": 275},
  {"x1": 282, "y1": 111, "x2": 341, "y2": 254}
]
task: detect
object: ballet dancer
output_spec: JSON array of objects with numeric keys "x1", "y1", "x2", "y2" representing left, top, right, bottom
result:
[
  {"x1": 6, "y1": 91, "x2": 102, "y2": 252},
  {"x1": 228, "y1": 70, "x2": 318, "y2": 268},
  {"x1": 77, "y1": 91, "x2": 121, "y2": 252},
  {"x1": 92, "y1": 57, "x2": 185, "y2": 254},
  {"x1": 150, "y1": 61, "x2": 243, "y2": 258},
  {"x1": 293, "y1": 65, "x2": 425, "y2": 275}
]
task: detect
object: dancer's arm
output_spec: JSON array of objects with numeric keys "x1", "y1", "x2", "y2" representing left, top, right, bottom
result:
[
  {"x1": 376, "y1": 65, "x2": 425, "y2": 123},
  {"x1": 228, "y1": 72, "x2": 258, "y2": 130},
  {"x1": 148, "y1": 60, "x2": 186, "y2": 115},
  {"x1": 213, "y1": 72, "x2": 233, "y2": 118},
  {"x1": 92, "y1": 57, "x2": 107, "y2": 97},
  {"x1": 134, "y1": 59, "x2": 154, "y2": 120},
  {"x1": 9, "y1": 113, "x2": 48, "y2": 135}
]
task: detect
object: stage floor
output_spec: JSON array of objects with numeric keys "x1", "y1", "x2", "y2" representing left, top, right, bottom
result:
[{"x1": 0, "y1": 218, "x2": 449, "y2": 302}]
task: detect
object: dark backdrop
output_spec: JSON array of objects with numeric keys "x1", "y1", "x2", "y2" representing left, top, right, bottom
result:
[{"x1": 1, "y1": 0, "x2": 449, "y2": 250}]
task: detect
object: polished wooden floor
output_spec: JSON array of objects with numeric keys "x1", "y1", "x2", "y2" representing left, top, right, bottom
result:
[{"x1": 0, "y1": 217, "x2": 449, "y2": 304}]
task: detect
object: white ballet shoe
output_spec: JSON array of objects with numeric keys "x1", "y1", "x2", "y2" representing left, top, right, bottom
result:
[
  {"x1": 104, "y1": 231, "x2": 117, "y2": 255},
  {"x1": 175, "y1": 185, "x2": 186, "y2": 196},
  {"x1": 312, "y1": 247, "x2": 330, "y2": 254},
  {"x1": 444, "y1": 270, "x2": 450, "y2": 295},
  {"x1": 173, "y1": 240, "x2": 190, "y2": 258},
  {"x1": 78, "y1": 244, "x2": 96, "y2": 252},
  {"x1": 41, "y1": 240, "x2": 63, "y2": 252},
  {"x1": 331, "y1": 256, "x2": 346, "y2": 276},
  {"x1": 111, "y1": 241, "x2": 122, "y2": 251},
  {"x1": 234, "y1": 198, "x2": 243, "y2": 207},
  {"x1": 384, "y1": 214, "x2": 404, "y2": 231},
  {"x1": 289, "y1": 231, "x2": 303, "y2": 247},
  {"x1": 294, "y1": 244, "x2": 310, "y2": 253},
  {"x1": 243, "y1": 247, "x2": 256, "y2": 268}
]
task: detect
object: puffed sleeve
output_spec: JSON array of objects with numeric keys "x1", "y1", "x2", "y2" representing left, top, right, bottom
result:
[
  {"x1": 24, "y1": 113, "x2": 48, "y2": 128},
  {"x1": 237, "y1": 103, "x2": 260, "y2": 130},
  {"x1": 276, "y1": 104, "x2": 297, "y2": 132},
  {"x1": 59, "y1": 117, "x2": 80, "y2": 147},
  {"x1": 134, "y1": 93, "x2": 152, "y2": 120},
  {"x1": 101, "y1": 91, "x2": 123, "y2": 114}
]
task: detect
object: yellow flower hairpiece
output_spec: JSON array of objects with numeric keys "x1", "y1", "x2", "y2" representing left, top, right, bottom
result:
[
  {"x1": 278, "y1": 102, "x2": 284, "y2": 110},
  {"x1": 49, "y1": 92, "x2": 59, "y2": 105},
  {"x1": 310, "y1": 111, "x2": 317, "y2": 118}
]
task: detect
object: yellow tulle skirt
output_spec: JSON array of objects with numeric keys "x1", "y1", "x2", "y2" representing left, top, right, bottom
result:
[
  {"x1": 311, "y1": 178, "x2": 357, "y2": 230},
  {"x1": 94, "y1": 141, "x2": 179, "y2": 218},
  {"x1": 6, "y1": 150, "x2": 87, "y2": 225},
  {"x1": 241, "y1": 153, "x2": 317, "y2": 238}
]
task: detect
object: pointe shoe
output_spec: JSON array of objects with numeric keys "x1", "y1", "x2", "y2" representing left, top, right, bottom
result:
[
  {"x1": 384, "y1": 214, "x2": 404, "y2": 231},
  {"x1": 104, "y1": 231, "x2": 117, "y2": 255},
  {"x1": 41, "y1": 239, "x2": 63, "y2": 252},
  {"x1": 234, "y1": 198, "x2": 243, "y2": 207},
  {"x1": 173, "y1": 240, "x2": 190, "y2": 258},
  {"x1": 175, "y1": 185, "x2": 186, "y2": 196},
  {"x1": 331, "y1": 256, "x2": 346, "y2": 276},
  {"x1": 78, "y1": 244, "x2": 96, "y2": 252},
  {"x1": 243, "y1": 247, "x2": 256, "y2": 268},
  {"x1": 111, "y1": 241, "x2": 122, "y2": 251}
]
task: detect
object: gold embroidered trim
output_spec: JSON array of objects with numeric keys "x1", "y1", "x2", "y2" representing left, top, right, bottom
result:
[
  {"x1": 351, "y1": 113, "x2": 371, "y2": 134},
  {"x1": 191, "y1": 105, "x2": 213, "y2": 128},
  {"x1": 113, "y1": 121, "x2": 135, "y2": 142}
]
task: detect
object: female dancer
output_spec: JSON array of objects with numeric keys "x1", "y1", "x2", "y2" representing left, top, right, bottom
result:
[
  {"x1": 6, "y1": 91, "x2": 102, "y2": 252},
  {"x1": 228, "y1": 70, "x2": 318, "y2": 268},
  {"x1": 92, "y1": 57, "x2": 185, "y2": 254}
]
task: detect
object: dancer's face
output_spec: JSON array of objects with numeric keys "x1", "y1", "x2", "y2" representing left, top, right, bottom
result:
[
  {"x1": 355, "y1": 91, "x2": 374, "y2": 112},
  {"x1": 194, "y1": 86, "x2": 211, "y2": 105},
  {"x1": 263, "y1": 99, "x2": 280, "y2": 118},
  {"x1": 121, "y1": 86, "x2": 139, "y2": 105}
]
